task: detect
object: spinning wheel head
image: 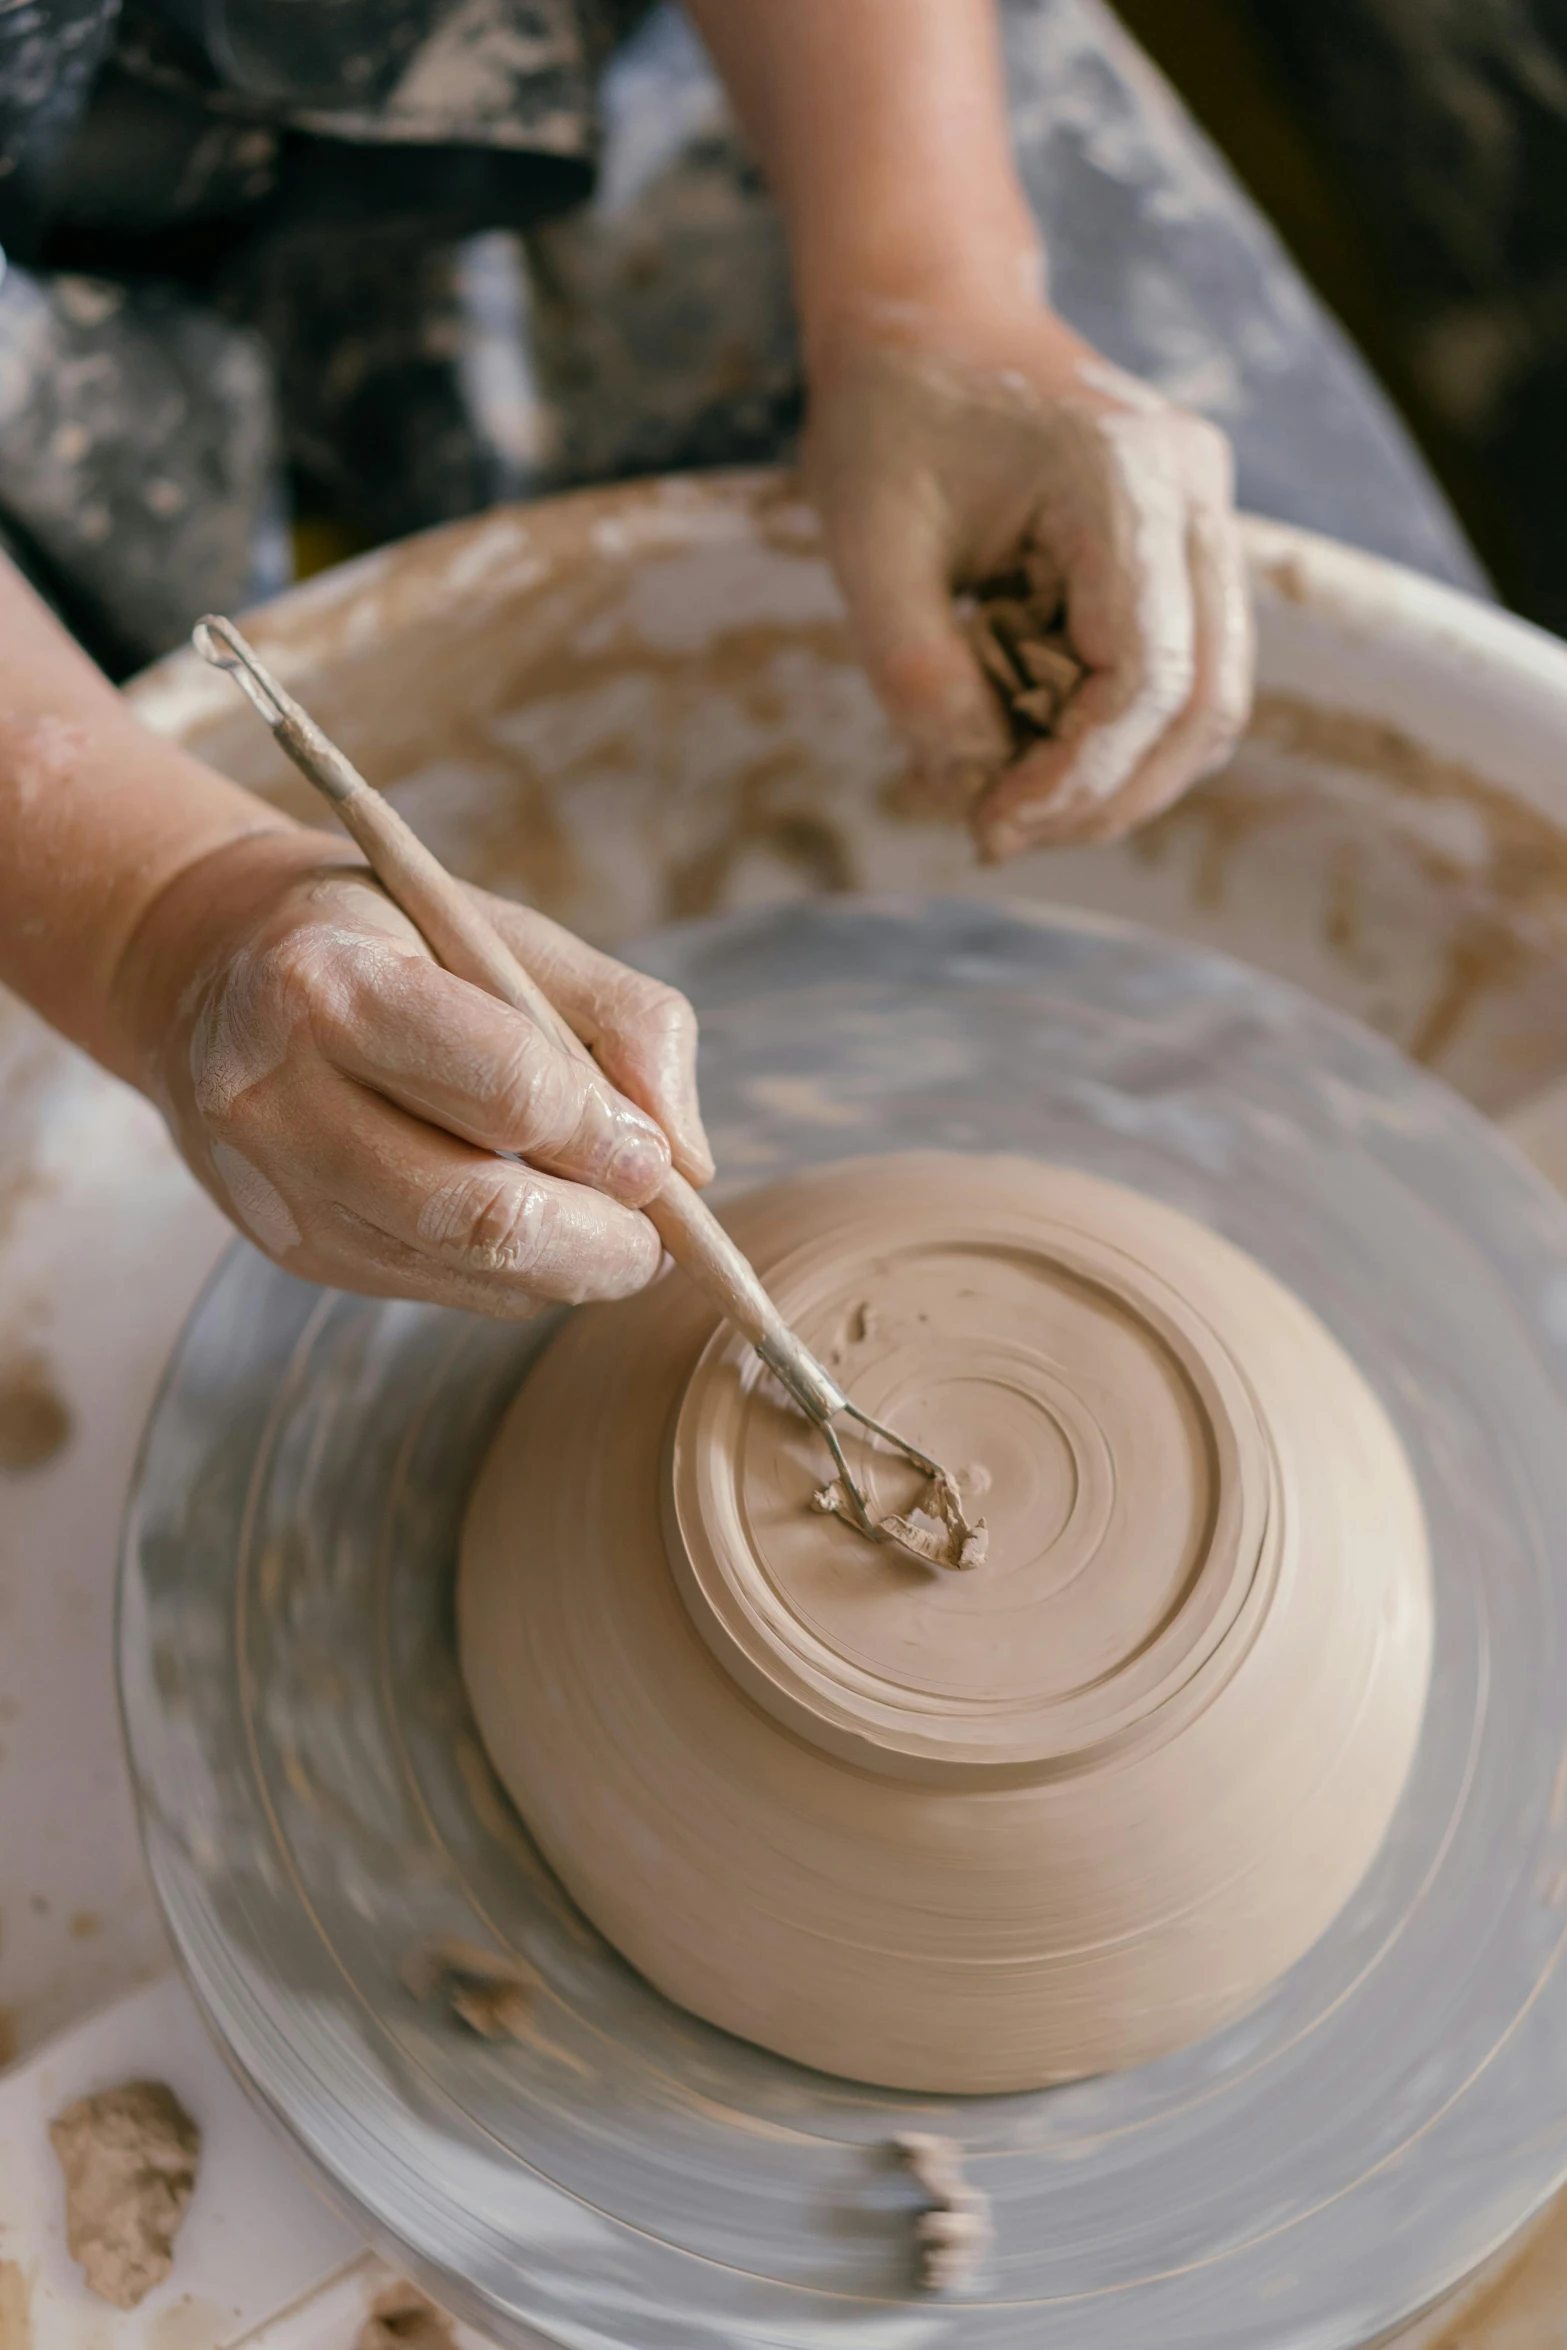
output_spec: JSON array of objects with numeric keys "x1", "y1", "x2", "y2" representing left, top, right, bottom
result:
[{"x1": 119, "y1": 901, "x2": 1567, "y2": 2350}]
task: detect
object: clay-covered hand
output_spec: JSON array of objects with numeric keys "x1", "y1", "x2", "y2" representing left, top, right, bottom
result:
[
  {"x1": 115, "y1": 829, "x2": 712, "y2": 1318},
  {"x1": 805, "y1": 304, "x2": 1253, "y2": 858}
]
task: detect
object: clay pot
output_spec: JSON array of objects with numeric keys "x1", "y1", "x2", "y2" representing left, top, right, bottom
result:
[{"x1": 461, "y1": 1152, "x2": 1431, "y2": 2092}]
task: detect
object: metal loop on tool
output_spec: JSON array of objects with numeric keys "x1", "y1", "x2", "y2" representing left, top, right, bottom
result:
[
  {"x1": 193, "y1": 615, "x2": 292, "y2": 730},
  {"x1": 819, "y1": 1417, "x2": 881, "y2": 1540},
  {"x1": 840, "y1": 1400, "x2": 945, "y2": 1484},
  {"x1": 756, "y1": 1330, "x2": 847, "y2": 1424},
  {"x1": 758, "y1": 1331, "x2": 971, "y2": 1561},
  {"x1": 193, "y1": 614, "x2": 366, "y2": 807}
]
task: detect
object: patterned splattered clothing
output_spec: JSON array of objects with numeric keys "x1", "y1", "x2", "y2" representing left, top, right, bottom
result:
[
  {"x1": 0, "y1": 0, "x2": 626, "y2": 666},
  {"x1": 0, "y1": 0, "x2": 1482, "y2": 675}
]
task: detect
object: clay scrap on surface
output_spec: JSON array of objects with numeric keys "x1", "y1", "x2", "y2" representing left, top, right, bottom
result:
[
  {"x1": 48, "y1": 2079, "x2": 200, "y2": 2311},
  {"x1": 355, "y1": 2279, "x2": 458, "y2": 2349},
  {"x1": 895, "y1": 2132, "x2": 993, "y2": 2295},
  {"x1": 401, "y1": 1934, "x2": 533, "y2": 2041}
]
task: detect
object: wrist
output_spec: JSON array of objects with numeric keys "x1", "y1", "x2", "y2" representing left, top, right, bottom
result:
[
  {"x1": 797, "y1": 207, "x2": 1045, "y2": 381},
  {"x1": 0, "y1": 718, "x2": 294, "y2": 1075},
  {"x1": 803, "y1": 269, "x2": 1094, "y2": 411}
]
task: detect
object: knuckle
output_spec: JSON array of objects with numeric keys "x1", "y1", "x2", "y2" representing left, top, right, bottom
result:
[
  {"x1": 189, "y1": 931, "x2": 326, "y2": 1124},
  {"x1": 252, "y1": 925, "x2": 379, "y2": 1056},
  {"x1": 621, "y1": 974, "x2": 696, "y2": 1051},
  {"x1": 418, "y1": 1167, "x2": 551, "y2": 1279},
  {"x1": 254, "y1": 924, "x2": 340, "y2": 1014}
]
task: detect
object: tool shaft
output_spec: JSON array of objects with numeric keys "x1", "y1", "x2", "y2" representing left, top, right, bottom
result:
[{"x1": 192, "y1": 616, "x2": 846, "y2": 1412}]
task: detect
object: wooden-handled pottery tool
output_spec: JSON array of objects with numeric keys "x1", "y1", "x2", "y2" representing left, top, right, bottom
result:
[{"x1": 192, "y1": 617, "x2": 984, "y2": 1572}]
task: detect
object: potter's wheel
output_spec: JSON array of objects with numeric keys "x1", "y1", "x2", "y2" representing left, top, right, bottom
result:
[{"x1": 120, "y1": 898, "x2": 1567, "y2": 2350}]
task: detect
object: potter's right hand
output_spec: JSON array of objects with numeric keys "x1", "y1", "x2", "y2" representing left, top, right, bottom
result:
[
  {"x1": 805, "y1": 307, "x2": 1252, "y2": 858},
  {"x1": 115, "y1": 828, "x2": 712, "y2": 1319}
]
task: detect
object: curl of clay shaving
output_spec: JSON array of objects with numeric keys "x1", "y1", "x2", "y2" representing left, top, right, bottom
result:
[
  {"x1": 964, "y1": 559, "x2": 1085, "y2": 759},
  {"x1": 49, "y1": 2080, "x2": 200, "y2": 2310},
  {"x1": 460, "y1": 1154, "x2": 1431, "y2": 2092},
  {"x1": 895, "y1": 2134, "x2": 993, "y2": 2295},
  {"x1": 813, "y1": 1463, "x2": 989, "y2": 1569}
]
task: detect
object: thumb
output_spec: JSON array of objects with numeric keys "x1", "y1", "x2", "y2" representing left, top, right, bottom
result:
[{"x1": 825, "y1": 481, "x2": 1011, "y2": 812}]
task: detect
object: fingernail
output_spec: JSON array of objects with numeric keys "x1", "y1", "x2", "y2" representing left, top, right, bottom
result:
[
  {"x1": 680, "y1": 1126, "x2": 717, "y2": 1186},
  {"x1": 604, "y1": 1121, "x2": 671, "y2": 1204}
]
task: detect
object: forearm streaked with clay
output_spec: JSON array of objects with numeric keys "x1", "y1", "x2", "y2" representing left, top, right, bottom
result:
[
  {"x1": 0, "y1": 557, "x2": 294, "y2": 1079},
  {"x1": 682, "y1": 0, "x2": 1042, "y2": 358}
]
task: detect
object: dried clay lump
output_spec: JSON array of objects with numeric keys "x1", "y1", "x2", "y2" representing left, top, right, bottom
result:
[{"x1": 49, "y1": 2080, "x2": 199, "y2": 2310}]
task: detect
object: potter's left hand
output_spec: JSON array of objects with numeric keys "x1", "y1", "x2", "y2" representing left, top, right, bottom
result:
[{"x1": 805, "y1": 303, "x2": 1254, "y2": 859}]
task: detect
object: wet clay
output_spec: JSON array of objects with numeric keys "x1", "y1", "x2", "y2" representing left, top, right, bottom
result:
[
  {"x1": 460, "y1": 1153, "x2": 1432, "y2": 2092},
  {"x1": 48, "y1": 2081, "x2": 199, "y2": 2311}
]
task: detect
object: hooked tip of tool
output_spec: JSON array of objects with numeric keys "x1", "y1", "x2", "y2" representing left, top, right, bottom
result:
[
  {"x1": 191, "y1": 615, "x2": 292, "y2": 730},
  {"x1": 192, "y1": 614, "x2": 242, "y2": 670}
]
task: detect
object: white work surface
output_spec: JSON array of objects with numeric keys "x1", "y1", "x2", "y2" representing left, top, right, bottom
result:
[
  {"x1": 6, "y1": 990, "x2": 1567, "y2": 2349},
  {"x1": 0, "y1": 1974, "x2": 515, "y2": 2350},
  {"x1": 0, "y1": 998, "x2": 507, "y2": 2344},
  {"x1": 0, "y1": 1003, "x2": 226, "y2": 2059}
]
